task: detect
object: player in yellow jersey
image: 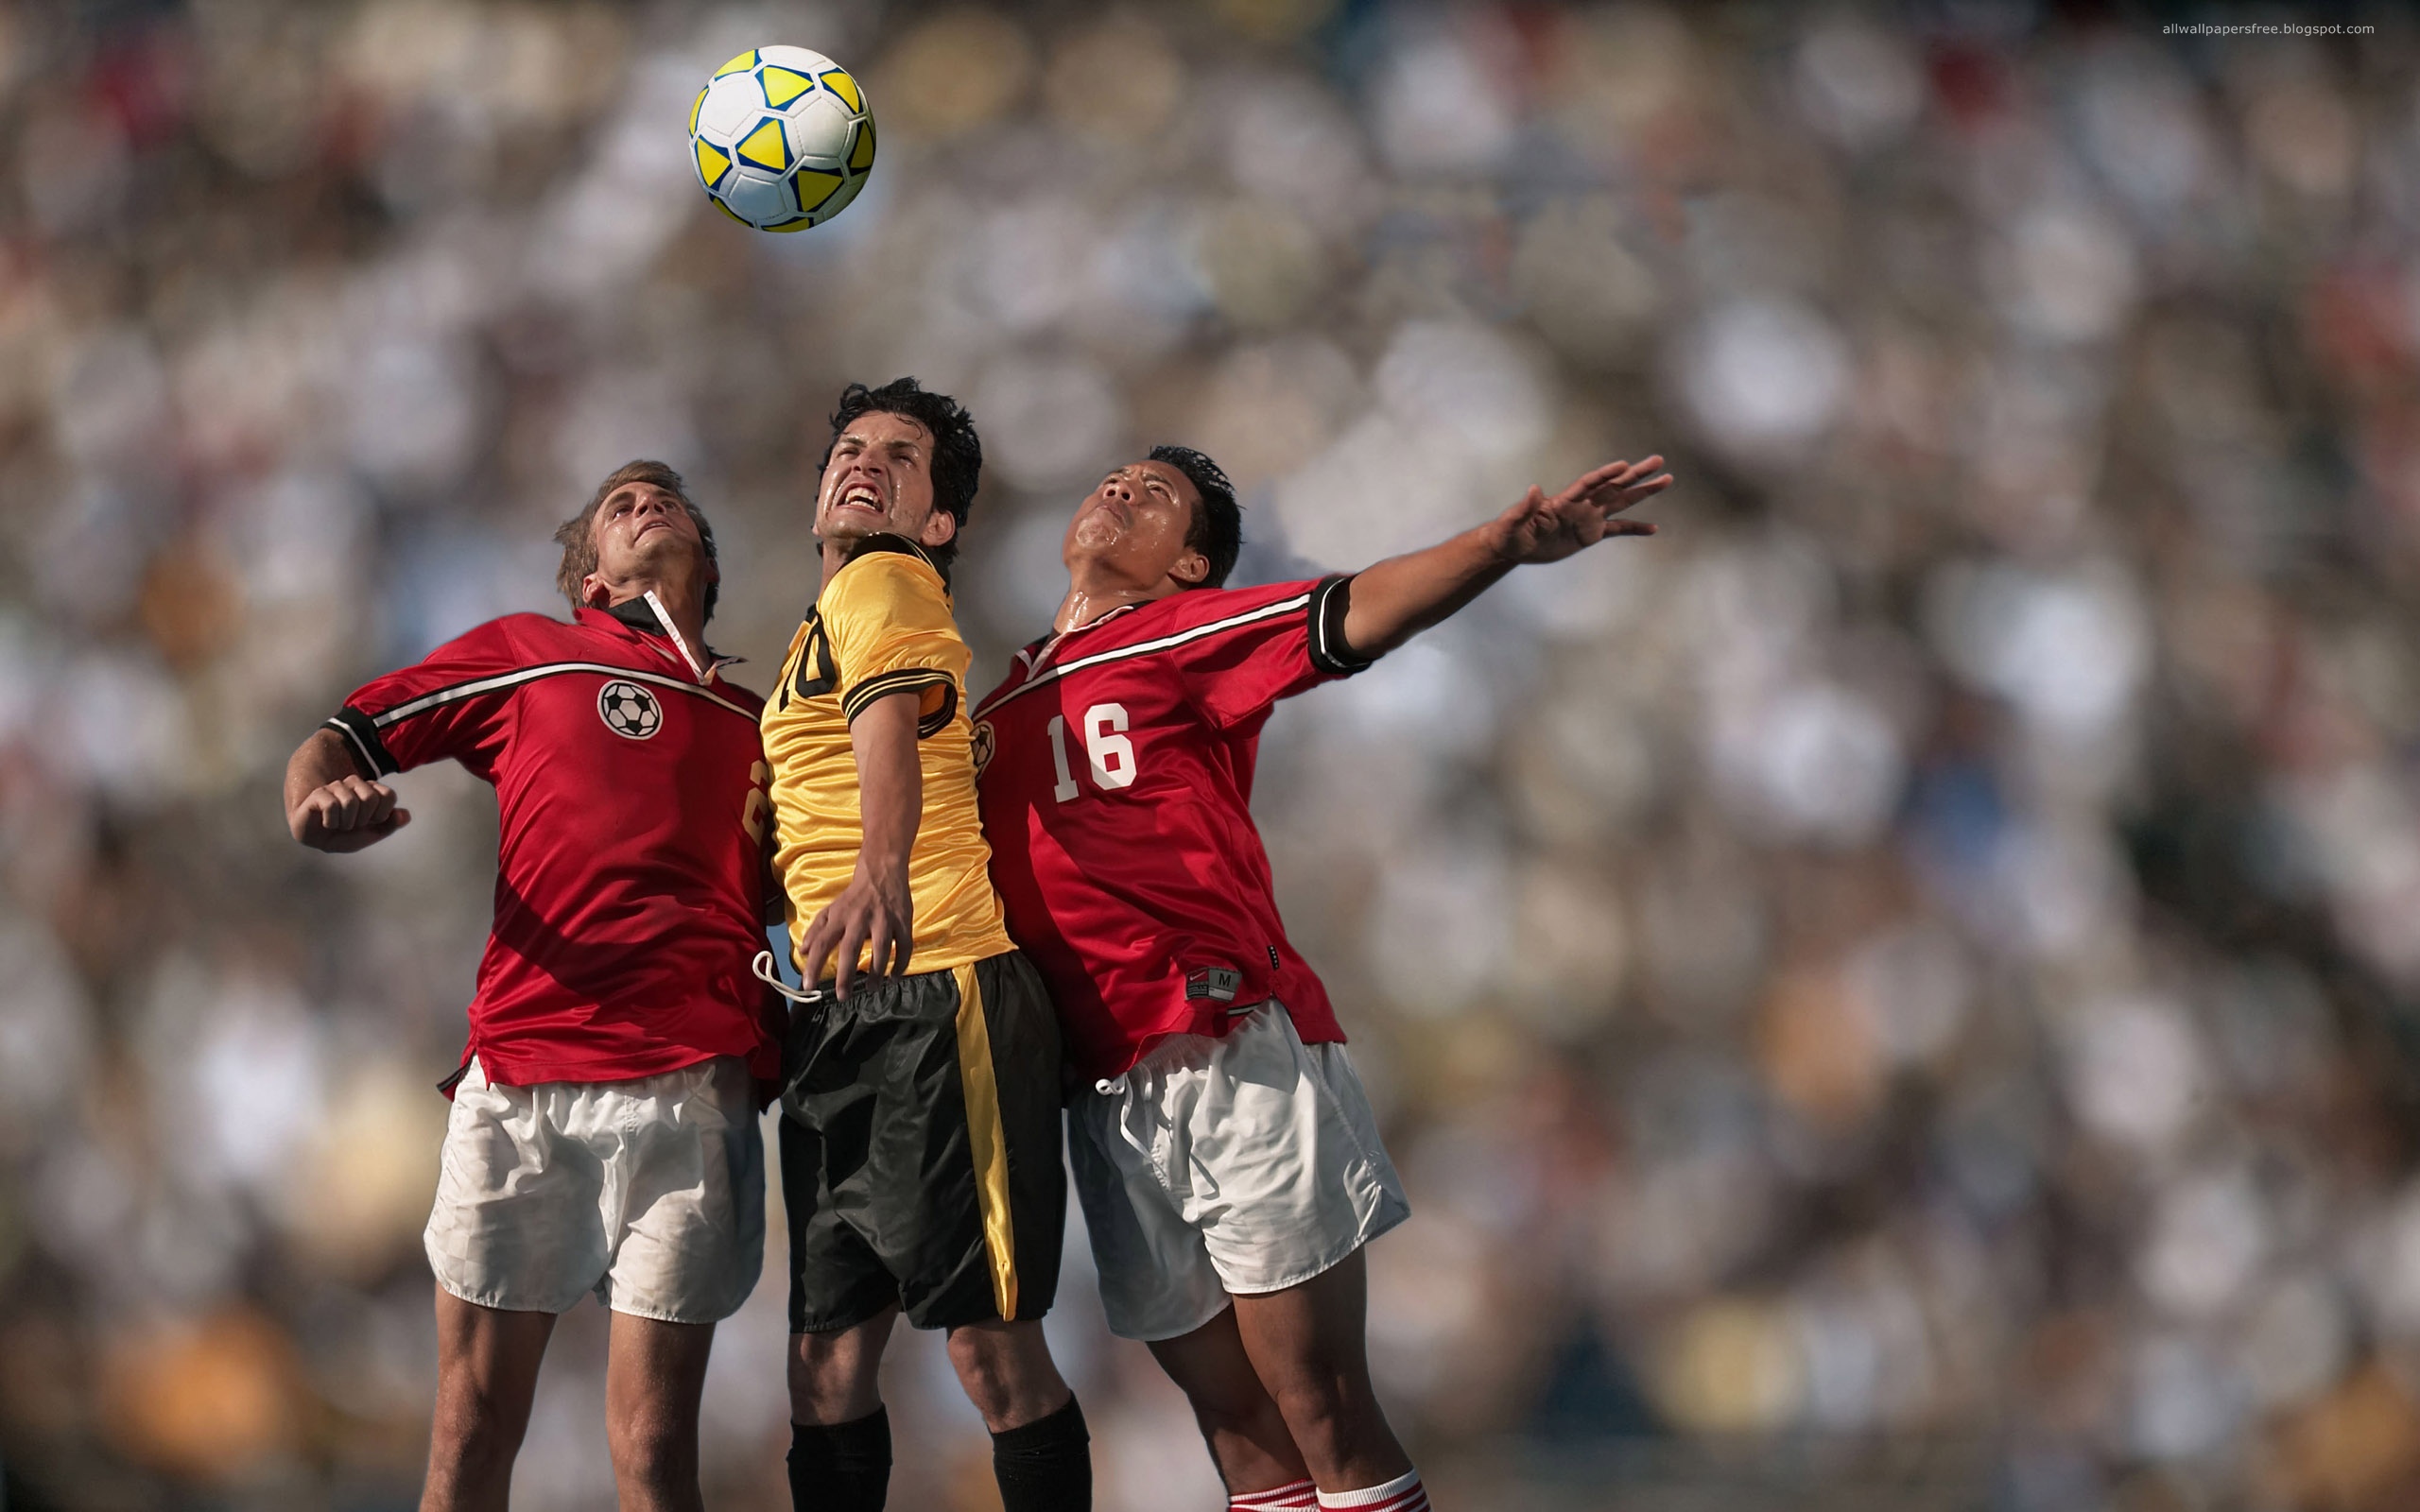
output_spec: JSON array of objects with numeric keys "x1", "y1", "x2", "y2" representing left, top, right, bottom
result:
[{"x1": 761, "y1": 379, "x2": 1088, "y2": 1512}]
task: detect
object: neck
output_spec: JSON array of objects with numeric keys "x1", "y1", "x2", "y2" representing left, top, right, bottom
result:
[
  {"x1": 603, "y1": 576, "x2": 708, "y2": 663},
  {"x1": 1055, "y1": 560, "x2": 1183, "y2": 634},
  {"x1": 820, "y1": 537, "x2": 854, "y2": 589}
]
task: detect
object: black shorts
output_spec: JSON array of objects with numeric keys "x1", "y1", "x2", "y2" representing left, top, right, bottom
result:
[{"x1": 779, "y1": 949, "x2": 1065, "y2": 1333}]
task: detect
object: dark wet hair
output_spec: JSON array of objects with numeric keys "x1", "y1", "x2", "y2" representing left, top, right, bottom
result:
[
  {"x1": 553, "y1": 459, "x2": 718, "y2": 622},
  {"x1": 824, "y1": 378, "x2": 982, "y2": 573},
  {"x1": 1150, "y1": 444, "x2": 1242, "y2": 589}
]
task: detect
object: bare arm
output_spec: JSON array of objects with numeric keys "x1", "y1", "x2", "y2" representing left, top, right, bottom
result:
[
  {"x1": 796, "y1": 692, "x2": 922, "y2": 999},
  {"x1": 1339, "y1": 455, "x2": 1672, "y2": 659},
  {"x1": 283, "y1": 729, "x2": 411, "y2": 851}
]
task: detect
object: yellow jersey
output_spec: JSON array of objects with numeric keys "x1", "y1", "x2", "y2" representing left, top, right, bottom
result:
[{"x1": 761, "y1": 536, "x2": 1014, "y2": 978}]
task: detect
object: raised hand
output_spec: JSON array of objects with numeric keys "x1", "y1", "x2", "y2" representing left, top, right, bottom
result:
[
  {"x1": 1490, "y1": 455, "x2": 1672, "y2": 565},
  {"x1": 292, "y1": 774, "x2": 411, "y2": 852}
]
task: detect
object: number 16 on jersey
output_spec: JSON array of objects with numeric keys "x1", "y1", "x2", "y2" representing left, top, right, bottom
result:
[{"x1": 1046, "y1": 703, "x2": 1134, "y2": 801}]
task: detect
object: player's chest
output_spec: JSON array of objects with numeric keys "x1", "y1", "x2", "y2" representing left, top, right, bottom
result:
[
  {"x1": 510, "y1": 671, "x2": 750, "y2": 776},
  {"x1": 977, "y1": 668, "x2": 1197, "y2": 806}
]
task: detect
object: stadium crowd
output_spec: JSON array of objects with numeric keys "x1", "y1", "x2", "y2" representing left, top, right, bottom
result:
[{"x1": 2, "y1": 2, "x2": 2418, "y2": 1508}]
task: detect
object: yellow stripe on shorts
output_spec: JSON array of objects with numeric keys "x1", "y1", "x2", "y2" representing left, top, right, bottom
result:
[{"x1": 954, "y1": 962, "x2": 1018, "y2": 1318}]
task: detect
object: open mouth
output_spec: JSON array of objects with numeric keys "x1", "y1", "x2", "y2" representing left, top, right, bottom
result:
[{"x1": 834, "y1": 482, "x2": 885, "y2": 514}]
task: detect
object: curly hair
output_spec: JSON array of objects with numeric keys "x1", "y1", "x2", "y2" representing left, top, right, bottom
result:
[
  {"x1": 823, "y1": 378, "x2": 983, "y2": 574},
  {"x1": 552, "y1": 459, "x2": 718, "y2": 621},
  {"x1": 1150, "y1": 444, "x2": 1243, "y2": 589}
]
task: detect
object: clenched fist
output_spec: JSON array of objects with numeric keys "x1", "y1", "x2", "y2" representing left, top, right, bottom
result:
[{"x1": 291, "y1": 774, "x2": 411, "y2": 852}]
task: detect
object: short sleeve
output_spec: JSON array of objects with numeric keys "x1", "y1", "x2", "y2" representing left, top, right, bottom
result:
[
  {"x1": 1176, "y1": 575, "x2": 1374, "y2": 732},
  {"x1": 819, "y1": 550, "x2": 970, "y2": 736},
  {"x1": 324, "y1": 619, "x2": 522, "y2": 777}
]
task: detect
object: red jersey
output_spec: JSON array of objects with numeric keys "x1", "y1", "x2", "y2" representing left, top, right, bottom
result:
[
  {"x1": 973, "y1": 576, "x2": 1373, "y2": 1082},
  {"x1": 325, "y1": 600, "x2": 777, "y2": 1089}
]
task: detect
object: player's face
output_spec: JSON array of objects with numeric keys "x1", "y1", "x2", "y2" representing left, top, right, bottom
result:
[
  {"x1": 587, "y1": 482, "x2": 713, "y2": 600},
  {"x1": 1066, "y1": 460, "x2": 1205, "y2": 584},
  {"x1": 818, "y1": 411, "x2": 955, "y2": 552}
]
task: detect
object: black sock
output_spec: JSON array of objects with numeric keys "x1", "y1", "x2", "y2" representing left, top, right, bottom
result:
[
  {"x1": 991, "y1": 1396, "x2": 1091, "y2": 1512},
  {"x1": 787, "y1": 1408, "x2": 891, "y2": 1512}
]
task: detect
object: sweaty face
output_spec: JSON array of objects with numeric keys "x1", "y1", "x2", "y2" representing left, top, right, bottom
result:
[
  {"x1": 817, "y1": 411, "x2": 951, "y2": 551},
  {"x1": 1064, "y1": 459, "x2": 1201, "y2": 584},
  {"x1": 587, "y1": 482, "x2": 711, "y2": 601}
]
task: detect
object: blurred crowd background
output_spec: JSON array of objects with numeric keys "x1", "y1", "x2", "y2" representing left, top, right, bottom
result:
[{"x1": 1, "y1": 1, "x2": 2416, "y2": 1508}]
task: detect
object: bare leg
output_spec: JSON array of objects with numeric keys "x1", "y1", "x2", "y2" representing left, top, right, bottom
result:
[
  {"x1": 944, "y1": 1317, "x2": 1070, "y2": 1432},
  {"x1": 604, "y1": 1312, "x2": 716, "y2": 1512},
  {"x1": 789, "y1": 1306, "x2": 898, "y2": 1425},
  {"x1": 1147, "y1": 1304, "x2": 1313, "y2": 1496},
  {"x1": 1230, "y1": 1249, "x2": 1411, "y2": 1492},
  {"x1": 423, "y1": 1286, "x2": 556, "y2": 1512}
]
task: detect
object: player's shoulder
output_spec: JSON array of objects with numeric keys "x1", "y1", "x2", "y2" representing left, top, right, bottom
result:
[
  {"x1": 438, "y1": 610, "x2": 576, "y2": 663},
  {"x1": 1135, "y1": 577, "x2": 1325, "y2": 633}
]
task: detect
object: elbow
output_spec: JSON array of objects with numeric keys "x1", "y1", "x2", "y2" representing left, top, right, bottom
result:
[{"x1": 1333, "y1": 614, "x2": 1406, "y2": 665}]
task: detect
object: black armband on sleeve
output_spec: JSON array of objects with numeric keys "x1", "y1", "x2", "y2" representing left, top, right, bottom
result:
[
  {"x1": 1307, "y1": 574, "x2": 1378, "y2": 677},
  {"x1": 322, "y1": 708, "x2": 394, "y2": 778}
]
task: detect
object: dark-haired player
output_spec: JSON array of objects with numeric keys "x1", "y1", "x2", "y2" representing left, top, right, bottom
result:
[
  {"x1": 973, "y1": 446, "x2": 1671, "y2": 1512},
  {"x1": 283, "y1": 462, "x2": 776, "y2": 1512},
  {"x1": 761, "y1": 378, "x2": 1088, "y2": 1512}
]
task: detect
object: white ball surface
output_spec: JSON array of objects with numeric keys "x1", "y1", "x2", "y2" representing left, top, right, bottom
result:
[{"x1": 686, "y1": 44, "x2": 875, "y2": 232}]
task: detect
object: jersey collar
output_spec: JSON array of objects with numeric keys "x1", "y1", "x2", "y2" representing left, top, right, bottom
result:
[
  {"x1": 586, "y1": 598, "x2": 745, "y2": 684},
  {"x1": 1018, "y1": 602, "x2": 1140, "y2": 680}
]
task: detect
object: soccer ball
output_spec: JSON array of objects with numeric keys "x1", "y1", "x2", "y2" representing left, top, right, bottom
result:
[
  {"x1": 598, "y1": 681, "x2": 663, "y2": 740},
  {"x1": 688, "y1": 45, "x2": 874, "y2": 232}
]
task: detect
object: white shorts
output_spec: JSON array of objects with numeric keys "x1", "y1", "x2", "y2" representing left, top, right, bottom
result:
[
  {"x1": 1067, "y1": 1002, "x2": 1410, "y2": 1342},
  {"x1": 424, "y1": 1055, "x2": 765, "y2": 1324}
]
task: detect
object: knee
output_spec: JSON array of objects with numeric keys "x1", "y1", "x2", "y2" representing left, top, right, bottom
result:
[
  {"x1": 789, "y1": 1334, "x2": 881, "y2": 1422},
  {"x1": 429, "y1": 1384, "x2": 529, "y2": 1474},
  {"x1": 1265, "y1": 1371, "x2": 1364, "y2": 1448},
  {"x1": 1181, "y1": 1375, "x2": 1289, "y2": 1440},
  {"x1": 946, "y1": 1325, "x2": 1062, "y2": 1427},
  {"x1": 608, "y1": 1408, "x2": 695, "y2": 1488},
  {"x1": 947, "y1": 1336, "x2": 1015, "y2": 1420},
  {"x1": 1190, "y1": 1389, "x2": 1292, "y2": 1449}
]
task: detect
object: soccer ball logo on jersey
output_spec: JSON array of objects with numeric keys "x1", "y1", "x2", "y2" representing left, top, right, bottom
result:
[
  {"x1": 970, "y1": 719, "x2": 995, "y2": 776},
  {"x1": 597, "y1": 681, "x2": 664, "y2": 740}
]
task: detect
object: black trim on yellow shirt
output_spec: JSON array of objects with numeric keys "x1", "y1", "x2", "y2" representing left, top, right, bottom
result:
[
  {"x1": 844, "y1": 532, "x2": 947, "y2": 587},
  {"x1": 841, "y1": 667, "x2": 957, "y2": 729}
]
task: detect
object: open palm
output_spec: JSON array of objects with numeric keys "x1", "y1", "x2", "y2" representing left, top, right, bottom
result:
[{"x1": 1495, "y1": 455, "x2": 1672, "y2": 564}]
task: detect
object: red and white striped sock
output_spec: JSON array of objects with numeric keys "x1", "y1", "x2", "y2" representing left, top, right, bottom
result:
[
  {"x1": 1315, "y1": 1469, "x2": 1429, "y2": 1511},
  {"x1": 1229, "y1": 1477, "x2": 1318, "y2": 1510}
]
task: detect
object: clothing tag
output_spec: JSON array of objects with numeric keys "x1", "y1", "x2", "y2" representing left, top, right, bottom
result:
[{"x1": 1184, "y1": 967, "x2": 1242, "y2": 1004}]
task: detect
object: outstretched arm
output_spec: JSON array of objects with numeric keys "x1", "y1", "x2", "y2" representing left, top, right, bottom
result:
[
  {"x1": 285, "y1": 729, "x2": 411, "y2": 851},
  {"x1": 1339, "y1": 455, "x2": 1671, "y2": 660}
]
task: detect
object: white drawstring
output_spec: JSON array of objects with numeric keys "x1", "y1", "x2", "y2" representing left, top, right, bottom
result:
[
  {"x1": 1098, "y1": 1066, "x2": 1159, "y2": 1169},
  {"x1": 753, "y1": 950, "x2": 826, "y2": 1005},
  {"x1": 645, "y1": 589, "x2": 713, "y2": 684}
]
